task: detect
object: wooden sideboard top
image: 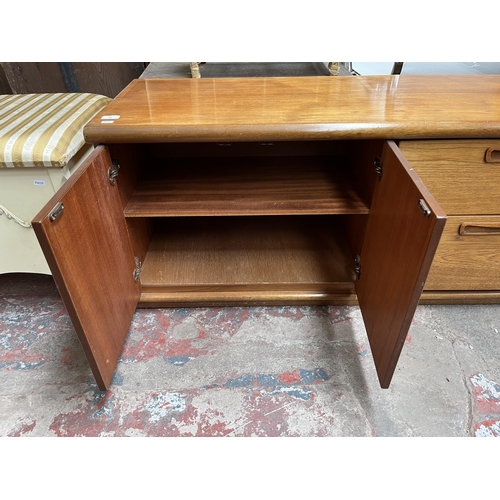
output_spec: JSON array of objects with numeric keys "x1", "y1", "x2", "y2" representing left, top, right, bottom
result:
[{"x1": 84, "y1": 75, "x2": 500, "y2": 143}]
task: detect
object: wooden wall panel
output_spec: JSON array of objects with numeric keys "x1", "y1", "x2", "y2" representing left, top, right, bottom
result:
[
  {"x1": 0, "y1": 64, "x2": 13, "y2": 94},
  {"x1": 2, "y1": 62, "x2": 67, "y2": 94},
  {"x1": 2, "y1": 62, "x2": 145, "y2": 97},
  {"x1": 71, "y1": 62, "x2": 145, "y2": 97}
]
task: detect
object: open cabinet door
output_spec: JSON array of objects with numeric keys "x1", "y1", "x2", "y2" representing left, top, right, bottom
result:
[
  {"x1": 32, "y1": 146, "x2": 141, "y2": 390},
  {"x1": 356, "y1": 141, "x2": 446, "y2": 388}
]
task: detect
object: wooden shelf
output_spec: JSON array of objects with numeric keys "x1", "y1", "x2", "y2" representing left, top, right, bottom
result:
[
  {"x1": 139, "y1": 216, "x2": 356, "y2": 304},
  {"x1": 124, "y1": 156, "x2": 368, "y2": 217}
]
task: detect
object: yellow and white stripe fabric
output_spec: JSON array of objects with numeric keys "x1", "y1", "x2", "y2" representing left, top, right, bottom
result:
[{"x1": 0, "y1": 93, "x2": 111, "y2": 168}]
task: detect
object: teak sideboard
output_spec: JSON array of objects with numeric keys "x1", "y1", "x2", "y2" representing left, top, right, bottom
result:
[{"x1": 31, "y1": 75, "x2": 500, "y2": 391}]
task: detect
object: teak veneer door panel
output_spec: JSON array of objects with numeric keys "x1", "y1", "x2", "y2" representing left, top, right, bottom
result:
[
  {"x1": 356, "y1": 141, "x2": 446, "y2": 388},
  {"x1": 32, "y1": 146, "x2": 141, "y2": 390}
]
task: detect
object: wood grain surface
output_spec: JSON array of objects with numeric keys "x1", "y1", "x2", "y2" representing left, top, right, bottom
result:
[
  {"x1": 140, "y1": 216, "x2": 356, "y2": 295},
  {"x1": 419, "y1": 291, "x2": 500, "y2": 304},
  {"x1": 138, "y1": 288, "x2": 359, "y2": 308},
  {"x1": 3, "y1": 62, "x2": 144, "y2": 97},
  {"x1": 32, "y1": 146, "x2": 141, "y2": 390},
  {"x1": 399, "y1": 139, "x2": 500, "y2": 215},
  {"x1": 84, "y1": 76, "x2": 500, "y2": 143},
  {"x1": 0, "y1": 64, "x2": 12, "y2": 94},
  {"x1": 124, "y1": 156, "x2": 368, "y2": 217},
  {"x1": 425, "y1": 215, "x2": 500, "y2": 290},
  {"x1": 2, "y1": 62, "x2": 68, "y2": 94},
  {"x1": 355, "y1": 141, "x2": 447, "y2": 388}
]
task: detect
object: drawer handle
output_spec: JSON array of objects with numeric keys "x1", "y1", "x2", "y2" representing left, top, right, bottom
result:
[
  {"x1": 485, "y1": 148, "x2": 500, "y2": 163},
  {"x1": 459, "y1": 223, "x2": 500, "y2": 235}
]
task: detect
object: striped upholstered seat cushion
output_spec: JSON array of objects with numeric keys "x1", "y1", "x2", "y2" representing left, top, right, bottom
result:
[{"x1": 0, "y1": 93, "x2": 111, "y2": 168}]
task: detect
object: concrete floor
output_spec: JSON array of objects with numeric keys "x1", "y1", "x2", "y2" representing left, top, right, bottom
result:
[{"x1": 1, "y1": 272, "x2": 499, "y2": 437}]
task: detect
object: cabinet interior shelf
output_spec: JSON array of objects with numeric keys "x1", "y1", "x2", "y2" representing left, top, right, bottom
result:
[
  {"x1": 124, "y1": 156, "x2": 368, "y2": 217},
  {"x1": 138, "y1": 216, "x2": 357, "y2": 304}
]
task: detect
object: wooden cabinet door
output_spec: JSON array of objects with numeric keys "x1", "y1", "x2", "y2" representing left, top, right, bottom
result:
[
  {"x1": 32, "y1": 146, "x2": 141, "y2": 390},
  {"x1": 355, "y1": 141, "x2": 446, "y2": 388}
]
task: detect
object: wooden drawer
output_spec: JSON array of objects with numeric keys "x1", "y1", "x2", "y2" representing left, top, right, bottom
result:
[
  {"x1": 425, "y1": 216, "x2": 500, "y2": 290},
  {"x1": 399, "y1": 140, "x2": 500, "y2": 215}
]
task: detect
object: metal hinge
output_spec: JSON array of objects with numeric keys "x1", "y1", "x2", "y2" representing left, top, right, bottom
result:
[
  {"x1": 108, "y1": 160, "x2": 120, "y2": 185},
  {"x1": 133, "y1": 256, "x2": 142, "y2": 282},
  {"x1": 354, "y1": 255, "x2": 362, "y2": 280},
  {"x1": 49, "y1": 202, "x2": 64, "y2": 222},
  {"x1": 374, "y1": 156, "x2": 383, "y2": 180},
  {"x1": 418, "y1": 199, "x2": 432, "y2": 218}
]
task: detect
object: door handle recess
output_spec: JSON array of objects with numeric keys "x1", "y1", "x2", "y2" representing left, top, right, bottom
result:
[
  {"x1": 459, "y1": 223, "x2": 500, "y2": 235},
  {"x1": 485, "y1": 148, "x2": 500, "y2": 163}
]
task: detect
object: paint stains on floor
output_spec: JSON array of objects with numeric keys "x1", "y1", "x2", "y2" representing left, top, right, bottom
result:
[
  {"x1": 470, "y1": 374, "x2": 500, "y2": 436},
  {"x1": 1, "y1": 273, "x2": 500, "y2": 436}
]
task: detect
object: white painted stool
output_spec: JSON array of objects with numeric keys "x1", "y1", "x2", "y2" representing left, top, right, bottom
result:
[{"x1": 0, "y1": 93, "x2": 111, "y2": 274}]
